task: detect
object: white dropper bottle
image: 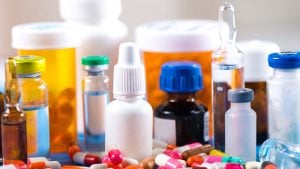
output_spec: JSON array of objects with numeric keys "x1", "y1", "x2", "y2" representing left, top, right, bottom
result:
[{"x1": 105, "y1": 42, "x2": 153, "y2": 161}]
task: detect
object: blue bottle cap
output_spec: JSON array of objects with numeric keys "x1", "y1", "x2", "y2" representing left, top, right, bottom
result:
[
  {"x1": 160, "y1": 61, "x2": 203, "y2": 93},
  {"x1": 268, "y1": 52, "x2": 300, "y2": 69},
  {"x1": 228, "y1": 88, "x2": 254, "y2": 103}
]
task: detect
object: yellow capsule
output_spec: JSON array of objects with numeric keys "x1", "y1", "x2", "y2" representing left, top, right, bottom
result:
[{"x1": 209, "y1": 149, "x2": 226, "y2": 156}]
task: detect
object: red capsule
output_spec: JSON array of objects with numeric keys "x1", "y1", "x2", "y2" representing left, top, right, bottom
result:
[{"x1": 73, "y1": 152, "x2": 101, "y2": 166}]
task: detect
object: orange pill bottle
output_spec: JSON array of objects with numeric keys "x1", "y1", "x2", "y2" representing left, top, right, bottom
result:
[
  {"x1": 135, "y1": 20, "x2": 220, "y2": 137},
  {"x1": 11, "y1": 22, "x2": 81, "y2": 153}
]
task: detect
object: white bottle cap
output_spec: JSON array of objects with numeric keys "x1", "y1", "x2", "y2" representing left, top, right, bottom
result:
[
  {"x1": 11, "y1": 22, "x2": 81, "y2": 50},
  {"x1": 135, "y1": 20, "x2": 220, "y2": 52},
  {"x1": 113, "y1": 42, "x2": 146, "y2": 98},
  {"x1": 59, "y1": 0, "x2": 121, "y2": 21},
  {"x1": 237, "y1": 40, "x2": 280, "y2": 82}
]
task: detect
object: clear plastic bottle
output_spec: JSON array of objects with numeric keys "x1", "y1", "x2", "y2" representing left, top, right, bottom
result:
[
  {"x1": 59, "y1": 0, "x2": 128, "y2": 138},
  {"x1": 212, "y1": 1, "x2": 244, "y2": 151},
  {"x1": 82, "y1": 55, "x2": 109, "y2": 151},
  {"x1": 106, "y1": 42, "x2": 153, "y2": 161},
  {"x1": 154, "y1": 61, "x2": 209, "y2": 146},
  {"x1": 13, "y1": 56, "x2": 50, "y2": 158},
  {"x1": 259, "y1": 139, "x2": 300, "y2": 168},
  {"x1": 268, "y1": 52, "x2": 300, "y2": 144},
  {"x1": 225, "y1": 88, "x2": 256, "y2": 162},
  {"x1": 2, "y1": 57, "x2": 27, "y2": 166}
]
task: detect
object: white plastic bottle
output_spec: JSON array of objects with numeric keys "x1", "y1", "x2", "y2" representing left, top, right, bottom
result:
[
  {"x1": 225, "y1": 88, "x2": 256, "y2": 162},
  {"x1": 59, "y1": 0, "x2": 128, "y2": 136},
  {"x1": 105, "y1": 42, "x2": 153, "y2": 161}
]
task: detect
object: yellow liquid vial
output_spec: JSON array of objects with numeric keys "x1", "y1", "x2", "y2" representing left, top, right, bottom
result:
[{"x1": 18, "y1": 49, "x2": 77, "y2": 153}]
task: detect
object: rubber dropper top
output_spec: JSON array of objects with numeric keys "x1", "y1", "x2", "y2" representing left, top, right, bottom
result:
[
  {"x1": 219, "y1": 1, "x2": 237, "y2": 44},
  {"x1": 113, "y1": 42, "x2": 146, "y2": 98}
]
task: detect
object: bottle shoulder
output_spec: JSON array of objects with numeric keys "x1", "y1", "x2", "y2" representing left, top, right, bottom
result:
[{"x1": 107, "y1": 98, "x2": 153, "y2": 113}]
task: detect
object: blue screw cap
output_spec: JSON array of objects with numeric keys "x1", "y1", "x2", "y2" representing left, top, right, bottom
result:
[{"x1": 268, "y1": 52, "x2": 300, "y2": 69}]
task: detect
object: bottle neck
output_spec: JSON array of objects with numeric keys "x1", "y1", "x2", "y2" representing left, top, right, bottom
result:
[
  {"x1": 17, "y1": 73, "x2": 41, "y2": 78},
  {"x1": 230, "y1": 102, "x2": 251, "y2": 110},
  {"x1": 87, "y1": 71, "x2": 105, "y2": 76},
  {"x1": 167, "y1": 92, "x2": 197, "y2": 102},
  {"x1": 114, "y1": 94, "x2": 145, "y2": 102}
]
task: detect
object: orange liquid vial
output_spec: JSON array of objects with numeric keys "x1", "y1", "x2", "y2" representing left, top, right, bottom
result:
[
  {"x1": 136, "y1": 20, "x2": 220, "y2": 137},
  {"x1": 12, "y1": 22, "x2": 80, "y2": 153}
]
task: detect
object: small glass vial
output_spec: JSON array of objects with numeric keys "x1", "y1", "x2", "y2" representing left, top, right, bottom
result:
[
  {"x1": 12, "y1": 55, "x2": 50, "y2": 158},
  {"x1": 2, "y1": 58, "x2": 27, "y2": 166},
  {"x1": 154, "y1": 61, "x2": 209, "y2": 146},
  {"x1": 225, "y1": 88, "x2": 256, "y2": 162},
  {"x1": 268, "y1": 52, "x2": 300, "y2": 144},
  {"x1": 82, "y1": 55, "x2": 109, "y2": 151}
]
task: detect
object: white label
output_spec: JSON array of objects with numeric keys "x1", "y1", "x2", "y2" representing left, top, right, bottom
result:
[
  {"x1": 204, "y1": 111, "x2": 209, "y2": 142},
  {"x1": 154, "y1": 117, "x2": 176, "y2": 145}
]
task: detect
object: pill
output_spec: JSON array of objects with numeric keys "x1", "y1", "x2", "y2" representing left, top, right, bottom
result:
[
  {"x1": 153, "y1": 139, "x2": 176, "y2": 150},
  {"x1": 29, "y1": 161, "x2": 61, "y2": 169},
  {"x1": 90, "y1": 164, "x2": 109, "y2": 169},
  {"x1": 108, "y1": 149, "x2": 123, "y2": 165},
  {"x1": 139, "y1": 156, "x2": 155, "y2": 169},
  {"x1": 125, "y1": 165, "x2": 143, "y2": 169},
  {"x1": 245, "y1": 161, "x2": 261, "y2": 169},
  {"x1": 163, "y1": 149, "x2": 181, "y2": 159},
  {"x1": 191, "y1": 163, "x2": 208, "y2": 169},
  {"x1": 122, "y1": 157, "x2": 139, "y2": 167},
  {"x1": 3, "y1": 160, "x2": 27, "y2": 168},
  {"x1": 261, "y1": 161, "x2": 278, "y2": 169},
  {"x1": 73, "y1": 152, "x2": 101, "y2": 165},
  {"x1": 187, "y1": 155, "x2": 204, "y2": 166},
  {"x1": 199, "y1": 163, "x2": 219, "y2": 169},
  {"x1": 68, "y1": 144, "x2": 81, "y2": 159},
  {"x1": 28, "y1": 157, "x2": 49, "y2": 163},
  {"x1": 61, "y1": 165, "x2": 89, "y2": 169},
  {"x1": 204, "y1": 156, "x2": 245, "y2": 165},
  {"x1": 175, "y1": 142, "x2": 203, "y2": 153},
  {"x1": 155, "y1": 154, "x2": 186, "y2": 169},
  {"x1": 181, "y1": 144, "x2": 213, "y2": 160},
  {"x1": 224, "y1": 163, "x2": 244, "y2": 169},
  {"x1": 208, "y1": 149, "x2": 226, "y2": 156},
  {"x1": 2, "y1": 164, "x2": 18, "y2": 169}
]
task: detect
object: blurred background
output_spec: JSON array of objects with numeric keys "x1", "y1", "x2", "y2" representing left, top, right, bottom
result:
[{"x1": 0, "y1": 0, "x2": 300, "y2": 89}]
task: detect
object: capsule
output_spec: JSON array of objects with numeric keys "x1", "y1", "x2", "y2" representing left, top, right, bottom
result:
[
  {"x1": 139, "y1": 156, "x2": 155, "y2": 169},
  {"x1": 90, "y1": 163, "x2": 109, "y2": 169},
  {"x1": 3, "y1": 160, "x2": 27, "y2": 169},
  {"x1": 72, "y1": 152, "x2": 101, "y2": 165},
  {"x1": 68, "y1": 144, "x2": 81, "y2": 159},
  {"x1": 175, "y1": 142, "x2": 202, "y2": 153},
  {"x1": 208, "y1": 149, "x2": 226, "y2": 156},
  {"x1": 187, "y1": 155, "x2": 204, "y2": 167},
  {"x1": 245, "y1": 161, "x2": 261, "y2": 169},
  {"x1": 181, "y1": 144, "x2": 213, "y2": 160},
  {"x1": 122, "y1": 157, "x2": 139, "y2": 167},
  {"x1": 204, "y1": 156, "x2": 245, "y2": 165},
  {"x1": 61, "y1": 165, "x2": 89, "y2": 169},
  {"x1": 224, "y1": 163, "x2": 244, "y2": 169},
  {"x1": 28, "y1": 157, "x2": 49, "y2": 163},
  {"x1": 261, "y1": 161, "x2": 278, "y2": 169},
  {"x1": 29, "y1": 161, "x2": 61, "y2": 169},
  {"x1": 153, "y1": 139, "x2": 176, "y2": 150},
  {"x1": 125, "y1": 165, "x2": 143, "y2": 169},
  {"x1": 155, "y1": 154, "x2": 186, "y2": 169}
]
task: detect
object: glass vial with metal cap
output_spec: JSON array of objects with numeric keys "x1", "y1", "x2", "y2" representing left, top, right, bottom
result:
[
  {"x1": 2, "y1": 57, "x2": 27, "y2": 166},
  {"x1": 82, "y1": 55, "x2": 109, "y2": 151},
  {"x1": 154, "y1": 61, "x2": 209, "y2": 146},
  {"x1": 225, "y1": 88, "x2": 256, "y2": 162},
  {"x1": 268, "y1": 52, "x2": 300, "y2": 144},
  {"x1": 13, "y1": 55, "x2": 50, "y2": 158}
]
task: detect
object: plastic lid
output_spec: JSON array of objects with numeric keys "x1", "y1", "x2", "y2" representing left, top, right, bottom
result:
[
  {"x1": 59, "y1": 0, "x2": 121, "y2": 21},
  {"x1": 12, "y1": 22, "x2": 81, "y2": 49},
  {"x1": 135, "y1": 20, "x2": 221, "y2": 52},
  {"x1": 160, "y1": 61, "x2": 203, "y2": 93},
  {"x1": 11, "y1": 55, "x2": 46, "y2": 74},
  {"x1": 268, "y1": 52, "x2": 300, "y2": 69},
  {"x1": 228, "y1": 88, "x2": 254, "y2": 103},
  {"x1": 82, "y1": 56, "x2": 109, "y2": 66},
  {"x1": 237, "y1": 40, "x2": 280, "y2": 81},
  {"x1": 113, "y1": 42, "x2": 146, "y2": 97}
]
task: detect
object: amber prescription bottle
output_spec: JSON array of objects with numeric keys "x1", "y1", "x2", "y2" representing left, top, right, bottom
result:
[
  {"x1": 237, "y1": 40, "x2": 280, "y2": 145},
  {"x1": 11, "y1": 22, "x2": 81, "y2": 153},
  {"x1": 135, "y1": 20, "x2": 220, "y2": 137},
  {"x1": 154, "y1": 61, "x2": 209, "y2": 146}
]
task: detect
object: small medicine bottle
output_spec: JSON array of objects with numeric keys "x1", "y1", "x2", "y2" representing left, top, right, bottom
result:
[
  {"x1": 225, "y1": 88, "x2": 256, "y2": 162},
  {"x1": 82, "y1": 56, "x2": 109, "y2": 151},
  {"x1": 154, "y1": 61, "x2": 209, "y2": 146},
  {"x1": 12, "y1": 56, "x2": 50, "y2": 158}
]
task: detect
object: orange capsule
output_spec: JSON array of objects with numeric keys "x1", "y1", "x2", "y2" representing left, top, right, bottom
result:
[
  {"x1": 126, "y1": 165, "x2": 144, "y2": 169},
  {"x1": 62, "y1": 165, "x2": 89, "y2": 169},
  {"x1": 68, "y1": 144, "x2": 81, "y2": 159},
  {"x1": 29, "y1": 162, "x2": 46, "y2": 169},
  {"x1": 4, "y1": 159, "x2": 27, "y2": 168},
  {"x1": 187, "y1": 155, "x2": 204, "y2": 167}
]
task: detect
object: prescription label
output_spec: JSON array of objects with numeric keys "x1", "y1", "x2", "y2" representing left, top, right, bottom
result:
[{"x1": 154, "y1": 117, "x2": 176, "y2": 145}]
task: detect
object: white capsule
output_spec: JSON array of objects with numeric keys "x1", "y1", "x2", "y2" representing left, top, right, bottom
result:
[
  {"x1": 28, "y1": 157, "x2": 48, "y2": 163},
  {"x1": 245, "y1": 161, "x2": 261, "y2": 169},
  {"x1": 153, "y1": 139, "x2": 169, "y2": 149},
  {"x1": 155, "y1": 154, "x2": 186, "y2": 169},
  {"x1": 122, "y1": 157, "x2": 139, "y2": 167},
  {"x1": 90, "y1": 164, "x2": 108, "y2": 169},
  {"x1": 175, "y1": 142, "x2": 202, "y2": 153},
  {"x1": 46, "y1": 161, "x2": 61, "y2": 169}
]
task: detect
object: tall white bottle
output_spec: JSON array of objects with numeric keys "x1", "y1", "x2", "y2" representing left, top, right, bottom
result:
[
  {"x1": 105, "y1": 42, "x2": 153, "y2": 161},
  {"x1": 59, "y1": 0, "x2": 128, "y2": 136},
  {"x1": 225, "y1": 88, "x2": 256, "y2": 162}
]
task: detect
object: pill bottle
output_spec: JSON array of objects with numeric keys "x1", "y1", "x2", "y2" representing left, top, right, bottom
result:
[
  {"x1": 12, "y1": 56, "x2": 50, "y2": 158},
  {"x1": 106, "y1": 42, "x2": 152, "y2": 161},
  {"x1": 237, "y1": 40, "x2": 280, "y2": 145},
  {"x1": 82, "y1": 56, "x2": 109, "y2": 151},
  {"x1": 59, "y1": 0, "x2": 127, "y2": 137},
  {"x1": 267, "y1": 52, "x2": 300, "y2": 145},
  {"x1": 225, "y1": 88, "x2": 256, "y2": 162},
  {"x1": 135, "y1": 20, "x2": 220, "y2": 137},
  {"x1": 154, "y1": 61, "x2": 209, "y2": 146},
  {"x1": 11, "y1": 22, "x2": 81, "y2": 153}
]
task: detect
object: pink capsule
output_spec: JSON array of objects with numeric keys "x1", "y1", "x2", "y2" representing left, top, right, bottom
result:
[
  {"x1": 175, "y1": 142, "x2": 202, "y2": 153},
  {"x1": 73, "y1": 152, "x2": 101, "y2": 166},
  {"x1": 108, "y1": 149, "x2": 123, "y2": 165},
  {"x1": 224, "y1": 163, "x2": 244, "y2": 169},
  {"x1": 204, "y1": 156, "x2": 222, "y2": 163},
  {"x1": 155, "y1": 154, "x2": 186, "y2": 169},
  {"x1": 163, "y1": 149, "x2": 181, "y2": 159}
]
